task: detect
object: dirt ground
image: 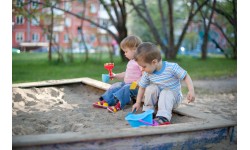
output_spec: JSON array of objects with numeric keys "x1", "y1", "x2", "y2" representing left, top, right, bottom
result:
[{"x1": 12, "y1": 77, "x2": 237, "y2": 149}]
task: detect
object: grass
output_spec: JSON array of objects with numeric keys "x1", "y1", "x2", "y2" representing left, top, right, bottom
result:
[
  {"x1": 12, "y1": 53, "x2": 237, "y2": 83},
  {"x1": 174, "y1": 55, "x2": 237, "y2": 79}
]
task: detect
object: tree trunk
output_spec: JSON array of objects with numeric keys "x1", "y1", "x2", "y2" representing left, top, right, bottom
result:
[
  {"x1": 201, "y1": 0, "x2": 216, "y2": 60},
  {"x1": 80, "y1": 0, "x2": 89, "y2": 62},
  {"x1": 167, "y1": 0, "x2": 175, "y2": 59},
  {"x1": 48, "y1": 6, "x2": 54, "y2": 62},
  {"x1": 118, "y1": 27, "x2": 128, "y2": 61},
  {"x1": 201, "y1": 34, "x2": 208, "y2": 59},
  {"x1": 232, "y1": 0, "x2": 237, "y2": 59}
]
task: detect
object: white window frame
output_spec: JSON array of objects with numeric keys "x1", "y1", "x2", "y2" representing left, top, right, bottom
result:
[
  {"x1": 32, "y1": 33, "x2": 40, "y2": 42},
  {"x1": 31, "y1": 16, "x2": 40, "y2": 26},
  {"x1": 65, "y1": 18, "x2": 71, "y2": 27},
  {"x1": 64, "y1": 34, "x2": 69, "y2": 43},
  {"x1": 53, "y1": 34, "x2": 59, "y2": 43},
  {"x1": 31, "y1": 0, "x2": 39, "y2": 9},
  {"x1": 64, "y1": 2, "x2": 72, "y2": 11},
  {"x1": 16, "y1": 32, "x2": 24, "y2": 43},
  {"x1": 16, "y1": 0, "x2": 24, "y2": 7},
  {"x1": 16, "y1": 15, "x2": 24, "y2": 25},
  {"x1": 45, "y1": 34, "x2": 50, "y2": 42},
  {"x1": 90, "y1": 4, "x2": 97, "y2": 13}
]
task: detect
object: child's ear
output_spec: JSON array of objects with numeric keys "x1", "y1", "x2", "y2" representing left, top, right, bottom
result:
[{"x1": 152, "y1": 59, "x2": 158, "y2": 64}]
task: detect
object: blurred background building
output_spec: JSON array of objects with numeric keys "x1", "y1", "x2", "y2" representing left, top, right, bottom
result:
[{"x1": 12, "y1": 0, "x2": 116, "y2": 53}]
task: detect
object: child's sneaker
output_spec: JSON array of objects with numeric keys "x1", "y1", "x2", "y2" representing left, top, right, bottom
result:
[
  {"x1": 107, "y1": 102, "x2": 121, "y2": 113},
  {"x1": 93, "y1": 100, "x2": 109, "y2": 109},
  {"x1": 154, "y1": 116, "x2": 171, "y2": 125}
]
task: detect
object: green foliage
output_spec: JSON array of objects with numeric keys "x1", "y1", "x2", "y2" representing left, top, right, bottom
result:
[
  {"x1": 127, "y1": 1, "x2": 194, "y2": 43},
  {"x1": 12, "y1": 53, "x2": 236, "y2": 83}
]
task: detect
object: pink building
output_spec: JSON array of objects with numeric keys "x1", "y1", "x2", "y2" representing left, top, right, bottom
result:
[{"x1": 12, "y1": 0, "x2": 113, "y2": 51}]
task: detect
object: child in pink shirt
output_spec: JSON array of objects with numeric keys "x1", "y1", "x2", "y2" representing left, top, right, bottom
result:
[{"x1": 93, "y1": 35, "x2": 142, "y2": 113}]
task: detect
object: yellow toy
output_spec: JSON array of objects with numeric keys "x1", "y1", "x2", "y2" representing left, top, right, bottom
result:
[{"x1": 130, "y1": 81, "x2": 138, "y2": 90}]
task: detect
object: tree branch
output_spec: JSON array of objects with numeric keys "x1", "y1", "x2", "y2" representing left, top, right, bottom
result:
[
  {"x1": 211, "y1": 22, "x2": 234, "y2": 48},
  {"x1": 30, "y1": 0, "x2": 119, "y2": 41},
  {"x1": 100, "y1": 0, "x2": 118, "y2": 28},
  {"x1": 158, "y1": 0, "x2": 168, "y2": 43},
  {"x1": 175, "y1": 0, "x2": 209, "y2": 52}
]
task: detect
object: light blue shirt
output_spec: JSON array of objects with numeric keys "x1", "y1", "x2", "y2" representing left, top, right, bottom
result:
[{"x1": 139, "y1": 61, "x2": 187, "y2": 96}]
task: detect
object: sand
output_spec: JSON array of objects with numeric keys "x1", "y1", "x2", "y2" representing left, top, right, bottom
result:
[{"x1": 12, "y1": 77, "x2": 237, "y2": 149}]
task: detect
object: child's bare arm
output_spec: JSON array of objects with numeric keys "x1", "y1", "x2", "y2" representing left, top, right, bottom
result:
[
  {"x1": 132, "y1": 87, "x2": 145, "y2": 112},
  {"x1": 111, "y1": 72, "x2": 125, "y2": 79},
  {"x1": 184, "y1": 74, "x2": 195, "y2": 103}
]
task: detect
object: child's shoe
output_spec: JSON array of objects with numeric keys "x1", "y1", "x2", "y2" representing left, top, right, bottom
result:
[
  {"x1": 93, "y1": 100, "x2": 109, "y2": 109},
  {"x1": 107, "y1": 102, "x2": 121, "y2": 113},
  {"x1": 154, "y1": 116, "x2": 171, "y2": 125}
]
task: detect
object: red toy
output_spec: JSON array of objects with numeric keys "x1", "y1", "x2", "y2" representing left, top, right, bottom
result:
[{"x1": 104, "y1": 63, "x2": 114, "y2": 80}]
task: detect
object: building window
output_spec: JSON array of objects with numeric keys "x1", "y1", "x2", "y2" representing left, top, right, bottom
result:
[
  {"x1": 44, "y1": 34, "x2": 50, "y2": 42},
  {"x1": 77, "y1": 34, "x2": 82, "y2": 41},
  {"x1": 16, "y1": 0, "x2": 24, "y2": 7},
  {"x1": 32, "y1": 33, "x2": 39, "y2": 42},
  {"x1": 99, "y1": 19, "x2": 109, "y2": 28},
  {"x1": 31, "y1": 0, "x2": 39, "y2": 9},
  {"x1": 64, "y1": 2, "x2": 72, "y2": 11},
  {"x1": 65, "y1": 18, "x2": 71, "y2": 27},
  {"x1": 90, "y1": 4, "x2": 97, "y2": 13},
  {"x1": 16, "y1": 15, "x2": 24, "y2": 25},
  {"x1": 53, "y1": 34, "x2": 59, "y2": 43},
  {"x1": 64, "y1": 34, "x2": 69, "y2": 43},
  {"x1": 100, "y1": 35, "x2": 112, "y2": 43},
  {"x1": 89, "y1": 34, "x2": 96, "y2": 43},
  {"x1": 16, "y1": 32, "x2": 24, "y2": 42},
  {"x1": 31, "y1": 16, "x2": 40, "y2": 26}
]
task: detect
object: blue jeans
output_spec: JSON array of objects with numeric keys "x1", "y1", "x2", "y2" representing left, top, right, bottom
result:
[{"x1": 99, "y1": 82, "x2": 138, "y2": 109}]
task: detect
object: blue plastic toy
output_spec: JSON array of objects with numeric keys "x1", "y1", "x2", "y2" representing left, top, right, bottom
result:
[{"x1": 125, "y1": 109, "x2": 158, "y2": 127}]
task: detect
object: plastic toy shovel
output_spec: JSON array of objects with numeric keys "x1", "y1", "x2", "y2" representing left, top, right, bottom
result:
[{"x1": 104, "y1": 63, "x2": 114, "y2": 80}]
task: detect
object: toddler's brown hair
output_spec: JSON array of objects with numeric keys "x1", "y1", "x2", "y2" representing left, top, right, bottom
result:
[{"x1": 134, "y1": 42, "x2": 162, "y2": 63}]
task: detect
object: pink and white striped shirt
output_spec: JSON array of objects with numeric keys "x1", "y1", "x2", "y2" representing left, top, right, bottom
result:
[{"x1": 124, "y1": 59, "x2": 142, "y2": 84}]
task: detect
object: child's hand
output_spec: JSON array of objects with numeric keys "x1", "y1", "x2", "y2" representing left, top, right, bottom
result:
[
  {"x1": 109, "y1": 73, "x2": 116, "y2": 79},
  {"x1": 187, "y1": 90, "x2": 195, "y2": 103},
  {"x1": 132, "y1": 102, "x2": 140, "y2": 112}
]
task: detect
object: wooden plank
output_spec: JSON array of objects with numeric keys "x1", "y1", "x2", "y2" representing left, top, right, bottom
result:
[
  {"x1": 13, "y1": 127, "x2": 229, "y2": 149},
  {"x1": 173, "y1": 106, "x2": 228, "y2": 120},
  {"x1": 81, "y1": 77, "x2": 111, "y2": 90},
  {"x1": 13, "y1": 116, "x2": 235, "y2": 148},
  {"x1": 12, "y1": 78, "x2": 111, "y2": 90},
  {"x1": 12, "y1": 78, "x2": 87, "y2": 88}
]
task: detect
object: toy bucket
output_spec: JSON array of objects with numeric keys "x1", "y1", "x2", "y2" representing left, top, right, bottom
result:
[
  {"x1": 125, "y1": 109, "x2": 156, "y2": 127},
  {"x1": 102, "y1": 74, "x2": 110, "y2": 83}
]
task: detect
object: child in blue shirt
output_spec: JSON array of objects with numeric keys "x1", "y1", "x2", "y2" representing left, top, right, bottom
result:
[{"x1": 132, "y1": 42, "x2": 195, "y2": 125}]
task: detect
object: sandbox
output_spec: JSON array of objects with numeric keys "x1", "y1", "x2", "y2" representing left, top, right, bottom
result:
[{"x1": 12, "y1": 78, "x2": 236, "y2": 149}]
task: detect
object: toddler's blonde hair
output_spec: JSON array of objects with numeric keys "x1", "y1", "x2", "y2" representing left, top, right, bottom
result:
[{"x1": 120, "y1": 35, "x2": 142, "y2": 50}]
